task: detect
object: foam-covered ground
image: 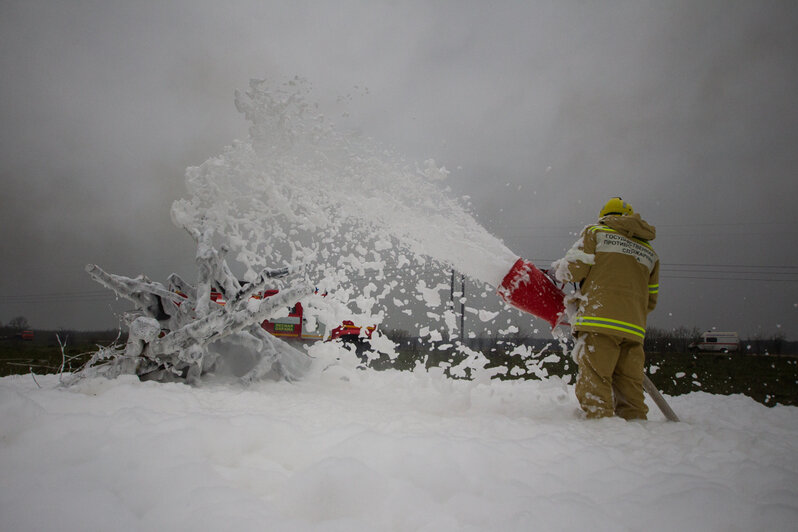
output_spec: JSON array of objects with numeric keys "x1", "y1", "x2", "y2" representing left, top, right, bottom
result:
[{"x1": 2, "y1": 356, "x2": 796, "y2": 531}]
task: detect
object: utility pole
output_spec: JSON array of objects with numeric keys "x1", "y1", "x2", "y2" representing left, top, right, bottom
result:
[
  {"x1": 460, "y1": 274, "x2": 466, "y2": 340},
  {"x1": 450, "y1": 269, "x2": 455, "y2": 306},
  {"x1": 450, "y1": 268, "x2": 457, "y2": 339},
  {"x1": 450, "y1": 269, "x2": 466, "y2": 342}
]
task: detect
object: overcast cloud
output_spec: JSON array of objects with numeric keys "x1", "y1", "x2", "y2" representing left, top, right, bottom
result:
[{"x1": 1, "y1": 0, "x2": 797, "y2": 339}]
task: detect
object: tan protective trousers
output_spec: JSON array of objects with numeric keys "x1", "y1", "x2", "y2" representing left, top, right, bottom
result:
[{"x1": 574, "y1": 331, "x2": 648, "y2": 420}]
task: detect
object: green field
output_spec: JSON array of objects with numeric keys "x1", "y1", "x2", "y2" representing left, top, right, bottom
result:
[
  {"x1": 375, "y1": 344, "x2": 798, "y2": 408},
  {"x1": 2, "y1": 332, "x2": 797, "y2": 408},
  {"x1": 506, "y1": 350, "x2": 798, "y2": 408},
  {"x1": 0, "y1": 329, "x2": 120, "y2": 378},
  {"x1": 643, "y1": 351, "x2": 798, "y2": 407}
]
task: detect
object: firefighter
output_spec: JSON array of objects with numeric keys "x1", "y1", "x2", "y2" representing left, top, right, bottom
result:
[{"x1": 554, "y1": 197, "x2": 659, "y2": 420}]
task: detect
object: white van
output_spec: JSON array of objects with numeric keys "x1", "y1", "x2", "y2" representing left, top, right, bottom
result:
[{"x1": 689, "y1": 331, "x2": 740, "y2": 353}]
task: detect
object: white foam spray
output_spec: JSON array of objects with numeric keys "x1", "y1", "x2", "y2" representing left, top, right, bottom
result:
[{"x1": 171, "y1": 78, "x2": 520, "y2": 361}]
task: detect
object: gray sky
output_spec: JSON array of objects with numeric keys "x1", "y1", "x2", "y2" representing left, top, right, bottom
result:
[{"x1": 2, "y1": 0, "x2": 797, "y2": 339}]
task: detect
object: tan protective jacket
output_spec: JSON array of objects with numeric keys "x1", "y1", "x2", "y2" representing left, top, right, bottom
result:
[{"x1": 558, "y1": 213, "x2": 659, "y2": 341}]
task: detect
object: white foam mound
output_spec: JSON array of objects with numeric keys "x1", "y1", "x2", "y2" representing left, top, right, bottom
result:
[{"x1": 1, "y1": 366, "x2": 797, "y2": 531}]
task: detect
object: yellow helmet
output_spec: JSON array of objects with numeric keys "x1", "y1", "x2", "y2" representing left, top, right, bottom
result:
[{"x1": 599, "y1": 197, "x2": 634, "y2": 218}]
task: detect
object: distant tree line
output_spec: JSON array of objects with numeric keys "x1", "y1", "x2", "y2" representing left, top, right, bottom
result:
[
  {"x1": 643, "y1": 326, "x2": 701, "y2": 353},
  {"x1": 3, "y1": 316, "x2": 31, "y2": 330},
  {"x1": 644, "y1": 326, "x2": 795, "y2": 355}
]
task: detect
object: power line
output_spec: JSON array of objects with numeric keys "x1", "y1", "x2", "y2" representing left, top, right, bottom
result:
[
  {"x1": 499, "y1": 221, "x2": 794, "y2": 229},
  {"x1": 0, "y1": 290, "x2": 111, "y2": 298},
  {"x1": 531, "y1": 260, "x2": 797, "y2": 271},
  {"x1": 658, "y1": 221, "x2": 796, "y2": 227},
  {"x1": 0, "y1": 290, "x2": 119, "y2": 305},
  {"x1": 662, "y1": 269, "x2": 797, "y2": 276},
  {"x1": 524, "y1": 261, "x2": 798, "y2": 283},
  {"x1": 660, "y1": 275, "x2": 798, "y2": 283},
  {"x1": 665, "y1": 263, "x2": 798, "y2": 269},
  {"x1": 0, "y1": 296, "x2": 119, "y2": 305},
  {"x1": 3, "y1": 257, "x2": 798, "y2": 307},
  {"x1": 656, "y1": 231, "x2": 798, "y2": 237}
]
